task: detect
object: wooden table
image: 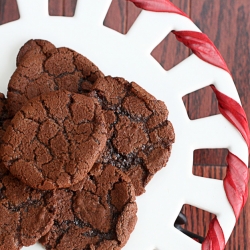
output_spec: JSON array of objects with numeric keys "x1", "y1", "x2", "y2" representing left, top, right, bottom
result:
[{"x1": 1, "y1": 0, "x2": 249, "y2": 249}]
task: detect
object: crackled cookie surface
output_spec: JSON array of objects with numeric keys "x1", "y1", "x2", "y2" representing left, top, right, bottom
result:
[
  {"x1": 90, "y1": 76, "x2": 175, "y2": 195},
  {"x1": 40, "y1": 163, "x2": 137, "y2": 250},
  {"x1": 0, "y1": 93, "x2": 57, "y2": 250},
  {"x1": 1, "y1": 90, "x2": 107, "y2": 190},
  {"x1": 16, "y1": 39, "x2": 56, "y2": 67},
  {"x1": 0, "y1": 165, "x2": 57, "y2": 250},
  {"x1": 8, "y1": 45, "x2": 104, "y2": 117}
]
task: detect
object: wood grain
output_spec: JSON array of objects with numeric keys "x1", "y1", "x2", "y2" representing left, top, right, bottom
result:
[
  {"x1": 63, "y1": 0, "x2": 77, "y2": 17},
  {"x1": 126, "y1": 1, "x2": 141, "y2": 33},
  {"x1": 193, "y1": 148, "x2": 228, "y2": 167},
  {"x1": 0, "y1": 0, "x2": 249, "y2": 249},
  {"x1": 0, "y1": 0, "x2": 19, "y2": 24},
  {"x1": 49, "y1": 0, "x2": 64, "y2": 16},
  {"x1": 103, "y1": 0, "x2": 127, "y2": 34},
  {"x1": 49, "y1": 0, "x2": 76, "y2": 17}
]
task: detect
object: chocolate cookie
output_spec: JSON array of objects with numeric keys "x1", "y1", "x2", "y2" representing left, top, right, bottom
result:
[
  {"x1": 16, "y1": 39, "x2": 56, "y2": 67},
  {"x1": 8, "y1": 46, "x2": 104, "y2": 117},
  {"x1": 40, "y1": 163, "x2": 137, "y2": 250},
  {"x1": 1, "y1": 90, "x2": 107, "y2": 190},
  {"x1": 90, "y1": 76, "x2": 175, "y2": 196},
  {"x1": 0, "y1": 164, "x2": 57, "y2": 250}
]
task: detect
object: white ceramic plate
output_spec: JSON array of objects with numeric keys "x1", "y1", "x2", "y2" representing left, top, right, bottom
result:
[{"x1": 0, "y1": 1, "x2": 248, "y2": 249}]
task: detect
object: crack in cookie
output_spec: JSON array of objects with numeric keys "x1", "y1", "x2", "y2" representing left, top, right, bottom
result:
[
  {"x1": 1, "y1": 90, "x2": 107, "y2": 190},
  {"x1": 8, "y1": 41, "x2": 104, "y2": 117},
  {"x1": 40, "y1": 164, "x2": 137, "y2": 250},
  {"x1": 89, "y1": 76, "x2": 175, "y2": 196}
]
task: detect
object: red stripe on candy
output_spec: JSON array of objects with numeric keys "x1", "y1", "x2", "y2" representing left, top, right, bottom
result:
[
  {"x1": 127, "y1": 0, "x2": 188, "y2": 17},
  {"x1": 202, "y1": 218, "x2": 225, "y2": 250},
  {"x1": 224, "y1": 152, "x2": 249, "y2": 220},
  {"x1": 173, "y1": 31, "x2": 231, "y2": 76},
  {"x1": 211, "y1": 86, "x2": 250, "y2": 149}
]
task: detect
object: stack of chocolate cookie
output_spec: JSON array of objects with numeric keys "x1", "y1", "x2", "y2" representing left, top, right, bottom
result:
[{"x1": 0, "y1": 40, "x2": 175, "y2": 250}]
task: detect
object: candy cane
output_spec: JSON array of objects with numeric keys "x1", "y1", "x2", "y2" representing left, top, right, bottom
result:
[{"x1": 128, "y1": 1, "x2": 249, "y2": 249}]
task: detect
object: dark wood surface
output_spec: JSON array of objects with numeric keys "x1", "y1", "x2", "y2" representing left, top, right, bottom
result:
[{"x1": 0, "y1": 0, "x2": 249, "y2": 249}]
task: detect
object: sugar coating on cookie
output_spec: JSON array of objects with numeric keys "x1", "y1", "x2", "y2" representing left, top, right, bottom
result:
[
  {"x1": 0, "y1": 165, "x2": 57, "y2": 250},
  {"x1": 8, "y1": 46, "x2": 104, "y2": 117},
  {"x1": 40, "y1": 164, "x2": 137, "y2": 250},
  {"x1": 90, "y1": 76, "x2": 175, "y2": 196},
  {"x1": 1, "y1": 90, "x2": 107, "y2": 190}
]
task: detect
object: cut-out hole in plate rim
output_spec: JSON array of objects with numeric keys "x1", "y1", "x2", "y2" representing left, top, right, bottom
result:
[
  {"x1": 178, "y1": 204, "x2": 216, "y2": 243},
  {"x1": 0, "y1": 0, "x2": 20, "y2": 25},
  {"x1": 151, "y1": 32, "x2": 190, "y2": 71},
  {"x1": 103, "y1": 0, "x2": 142, "y2": 34},
  {"x1": 183, "y1": 85, "x2": 220, "y2": 120},
  {"x1": 193, "y1": 148, "x2": 228, "y2": 167},
  {"x1": 48, "y1": 0, "x2": 77, "y2": 17}
]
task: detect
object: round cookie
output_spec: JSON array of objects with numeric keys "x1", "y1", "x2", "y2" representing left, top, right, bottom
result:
[
  {"x1": 8, "y1": 46, "x2": 104, "y2": 117},
  {"x1": 16, "y1": 39, "x2": 56, "y2": 67},
  {"x1": 90, "y1": 76, "x2": 175, "y2": 196},
  {"x1": 0, "y1": 164, "x2": 57, "y2": 250},
  {"x1": 1, "y1": 90, "x2": 107, "y2": 190},
  {"x1": 40, "y1": 163, "x2": 137, "y2": 250}
]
